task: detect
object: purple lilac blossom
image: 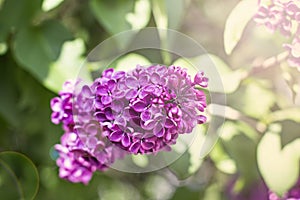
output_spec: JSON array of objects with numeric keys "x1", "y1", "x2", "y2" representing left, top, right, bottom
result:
[
  {"x1": 254, "y1": 0, "x2": 300, "y2": 69},
  {"x1": 269, "y1": 179, "x2": 300, "y2": 200},
  {"x1": 90, "y1": 65, "x2": 208, "y2": 154},
  {"x1": 284, "y1": 34, "x2": 300, "y2": 69},
  {"x1": 51, "y1": 80, "x2": 125, "y2": 184},
  {"x1": 55, "y1": 132, "x2": 104, "y2": 185},
  {"x1": 254, "y1": 0, "x2": 300, "y2": 37},
  {"x1": 50, "y1": 81, "x2": 74, "y2": 132},
  {"x1": 51, "y1": 64, "x2": 208, "y2": 183}
]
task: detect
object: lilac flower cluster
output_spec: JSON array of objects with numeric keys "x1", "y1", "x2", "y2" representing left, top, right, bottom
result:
[
  {"x1": 51, "y1": 81, "x2": 124, "y2": 184},
  {"x1": 254, "y1": 0, "x2": 300, "y2": 69},
  {"x1": 269, "y1": 179, "x2": 300, "y2": 200},
  {"x1": 254, "y1": 0, "x2": 300, "y2": 36},
  {"x1": 89, "y1": 65, "x2": 208, "y2": 154},
  {"x1": 284, "y1": 35, "x2": 300, "y2": 68},
  {"x1": 51, "y1": 64, "x2": 208, "y2": 184}
]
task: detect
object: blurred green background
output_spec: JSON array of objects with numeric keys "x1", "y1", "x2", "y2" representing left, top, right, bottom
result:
[{"x1": 0, "y1": 0, "x2": 299, "y2": 199}]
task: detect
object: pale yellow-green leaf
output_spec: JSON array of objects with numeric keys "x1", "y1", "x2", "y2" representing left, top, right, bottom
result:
[
  {"x1": 42, "y1": 0, "x2": 64, "y2": 11},
  {"x1": 210, "y1": 142, "x2": 237, "y2": 174},
  {"x1": 115, "y1": 53, "x2": 151, "y2": 72},
  {"x1": 0, "y1": 42, "x2": 7, "y2": 55},
  {"x1": 132, "y1": 154, "x2": 149, "y2": 168},
  {"x1": 44, "y1": 38, "x2": 92, "y2": 92},
  {"x1": 224, "y1": 0, "x2": 258, "y2": 54},
  {"x1": 264, "y1": 107, "x2": 300, "y2": 124},
  {"x1": 257, "y1": 129, "x2": 300, "y2": 196},
  {"x1": 126, "y1": 0, "x2": 151, "y2": 29}
]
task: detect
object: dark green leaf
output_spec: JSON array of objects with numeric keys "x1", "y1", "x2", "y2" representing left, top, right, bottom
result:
[
  {"x1": 0, "y1": 0, "x2": 42, "y2": 42},
  {"x1": 171, "y1": 186, "x2": 201, "y2": 200},
  {"x1": 13, "y1": 20, "x2": 73, "y2": 80},
  {"x1": 90, "y1": 0, "x2": 150, "y2": 48},
  {"x1": 168, "y1": 151, "x2": 191, "y2": 180},
  {"x1": 0, "y1": 151, "x2": 39, "y2": 200}
]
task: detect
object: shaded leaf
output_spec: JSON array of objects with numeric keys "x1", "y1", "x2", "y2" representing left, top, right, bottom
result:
[
  {"x1": 220, "y1": 121, "x2": 260, "y2": 185},
  {"x1": 168, "y1": 151, "x2": 191, "y2": 180},
  {"x1": 210, "y1": 142, "x2": 237, "y2": 174},
  {"x1": 171, "y1": 186, "x2": 201, "y2": 200},
  {"x1": 152, "y1": 0, "x2": 186, "y2": 30},
  {"x1": 0, "y1": 0, "x2": 42, "y2": 43},
  {"x1": 90, "y1": 0, "x2": 150, "y2": 48},
  {"x1": 0, "y1": 151, "x2": 39, "y2": 200},
  {"x1": 13, "y1": 20, "x2": 73, "y2": 81},
  {"x1": 229, "y1": 80, "x2": 275, "y2": 119},
  {"x1": 43, "y1": 38, "x2": 92, "y2": 93},
  {"x1": 0, "y1": 0, "x2": 42, "y2": 31}
]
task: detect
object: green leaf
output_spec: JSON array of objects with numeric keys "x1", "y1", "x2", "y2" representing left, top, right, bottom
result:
[
  {"x1": 43, "y1": 38, "x2": 92, "y2": 93},
  {"x1": 280, "y1": 120, "x2": 300, "y2": 147},
  {"x1": 210, "y1": 142, "x2": 237, "y2": 174},
  {"x1": 257, "y1": 125, "x2": 300, "y2": 196},
  {"x1": 152, "y1": 0, "x2": 187, "y2": 64},
  {"x1": 168, "y1": 125, "x2": 206, "y2": 179},
  {"x1": 152, "y1": 0, "x2": 186, "y2": 30},
  {"x1": 224, "y1": 0, "x2": 258, "y2": 54},
  {"x1": 220, "y1": 121, "x2": 259, "y2": 184},
  {"x1": 115, "y1": 53, "x2": 151, "y2": 72},
  {"x1": 168, "y1": 151, "x2": 191, "y2": 180},
  {"x1": 90, "y1": 0, "x2": 133, "y2": 34},
  {"x1": 13, "y1": 20, "x2": 73, "y2": 81},
  {"x1": 0, "y1": 151, "x2": 39, "y2": 200},
  {"x1": 171, "y1": 186, "x2": 201, "y2": 200},
  {"x1": 0, "y1": 42, "x2": 7, "y2": 55},
  {"x1": 90, "y1": 0, "x2": 151, "y2": 48},
  {"x1": 0, "y1": 0, "x2": 42, "y2": 29},
  {"x1": 42, "y1": 0, "x2": 64, "y2": 11},
  {"x1": 229, "y1": 80, "x2": 275, "y2": 119},
  {"x1": 0, "y1": 57, "x2": 20, "y2": 126},
  {"x1": 264, "y1": 107, "x2": 300, "y2": 124},
  {"x1": 0, "y1": 0, "x2": 42, "y2": 42},
  {"x1": 131, "y1": 154, "x2": 149, "y2": 168}
]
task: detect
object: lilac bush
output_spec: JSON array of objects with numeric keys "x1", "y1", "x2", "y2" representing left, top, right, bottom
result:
[{"x1": 50, "y1": 64, "x2": 208, "y2": 184}]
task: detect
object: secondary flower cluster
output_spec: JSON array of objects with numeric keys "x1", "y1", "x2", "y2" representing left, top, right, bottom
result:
[
  {"x1": 51, "y1": 80, "x2": 124, "y2": 184},
  {"x1": 50, "y1": 65, "x2": 208, "y2": 184},
  {"x1": 254, "y1": 0, "x2": 300, "y2": 69}
]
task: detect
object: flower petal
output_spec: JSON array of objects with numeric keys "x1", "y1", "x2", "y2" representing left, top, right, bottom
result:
[
  {"x1": 96, "y1": 85, "x2": 108, "y2": 95},
  {"x1": 153, "y1": 123, "x2": 165, "y2": 137},
  {"x1": 132, "y1": 101, "x2": 147, "y2": 112},
  {"x1": 109, "y1": 131, "x2": 123, "y2": 142},
  {"x1": 82, "y1": 85, "x2": 93, "y2": 98},
  {"x1": 121, "y1": 133, "x2": 131, "y2": 147},
  {"x1": 142, "y1": 119, "x2": 156, "y2": 130},
  {"x1": 129, "y1": 141, "x2": 140, "y2": 154},
  {"x1": 125, "y1": 77, "x2": 138, "y2": 88},
  {"x1": 102, "y1": 68, "x2": 114, "y2": 78},
  {"x1": 141, "y1": 140, "x2": 154, "y2": 150},
  {"x1": 101, "y1": 95, "x2": 112, "y2": 105}
]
